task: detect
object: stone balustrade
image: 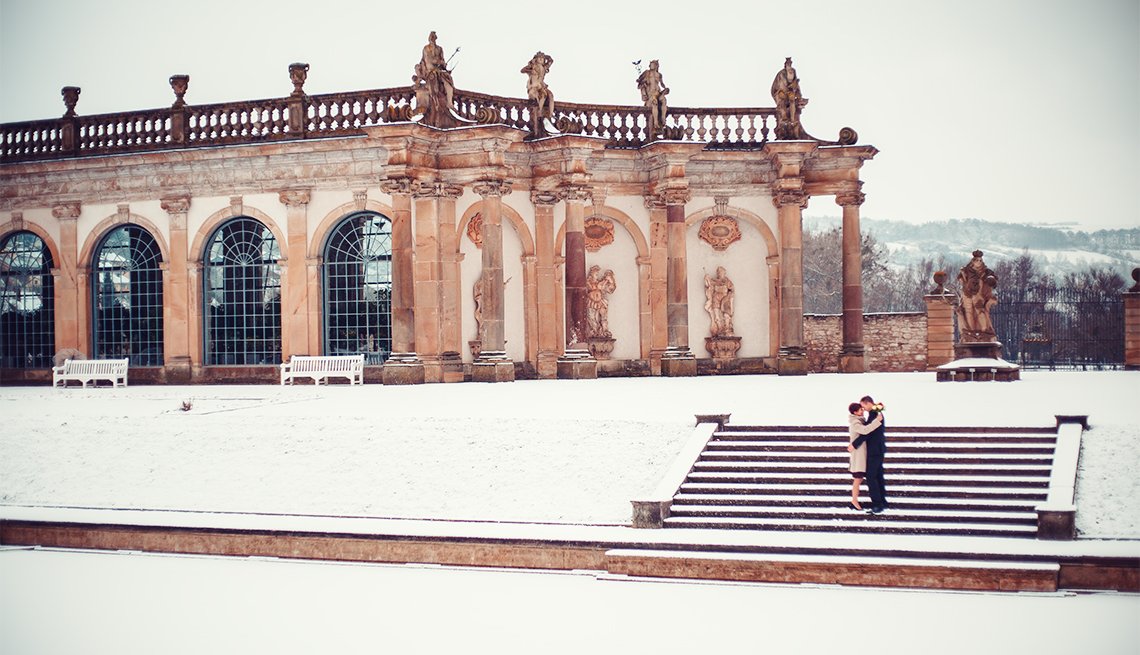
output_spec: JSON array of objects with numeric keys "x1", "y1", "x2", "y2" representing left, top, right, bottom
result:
[{"x1": 2, "y1": 83, "x2": 781, "y2": 162}]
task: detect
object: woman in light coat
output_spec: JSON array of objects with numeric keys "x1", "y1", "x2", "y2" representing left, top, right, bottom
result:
[{"x1": 846, "y1": 402, "x2": 883, "y2": 510}]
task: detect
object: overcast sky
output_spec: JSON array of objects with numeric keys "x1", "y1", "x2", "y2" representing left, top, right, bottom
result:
[{"x1": 1, "y1": 0, "x2": 1136, "y2": 231}]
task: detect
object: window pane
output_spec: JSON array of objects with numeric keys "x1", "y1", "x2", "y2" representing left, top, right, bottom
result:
[{"x1": 322, "y1": 213, "x2": 392, "y2": 364}]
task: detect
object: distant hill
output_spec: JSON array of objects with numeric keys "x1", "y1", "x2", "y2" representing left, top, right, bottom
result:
[{"x1": 803, "y1": 216, "x2": 1140, "y2": 276}]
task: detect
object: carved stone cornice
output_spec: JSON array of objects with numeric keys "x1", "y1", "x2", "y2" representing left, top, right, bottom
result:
[
  {"x1": 52, "y1": 202, "x2": 81, "y2": 220},
  {"x1": 160, "y1": 196, "x2": 191, "y2": 214},
  {"x1": 558, "y1": 184, "x2": 593, "y2": 204},
  {"x1": 473, "y1": 179, "x2": 513, "y2": 198},
  {"x1": 835, "y1": 190, "x2": 866, "y2": 207},
  {"x1": 530, "y1": 190, "x2": 559, "y2": 207},
  {"x1": 379, "y1": 177, "x2": 416, "y2": 196},
  {"x1": 413, "y1": 181, "x2": 464, "y2": 200},
  {"x1": 279, "y1": 189, "x2": 311, "y2": 207}
]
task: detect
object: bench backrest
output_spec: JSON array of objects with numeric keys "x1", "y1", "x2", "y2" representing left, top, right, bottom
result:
[
  {"x1": 62, "y1": 359, "x2": 129, "y2": 374},
  {"x1": 288, "y1": 355, "x2": 364, "y2": 372}
]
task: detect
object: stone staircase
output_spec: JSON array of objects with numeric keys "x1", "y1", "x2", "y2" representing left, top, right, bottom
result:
[{"x1": 664, "y1": 424, "x2": 1057, "y2": 538}]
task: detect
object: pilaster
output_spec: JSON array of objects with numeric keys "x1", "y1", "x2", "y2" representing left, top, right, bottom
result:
[
  {"x1": 661, "y1": 187, "x2": 696, "y2": 376},
  {"x1": 51, "y1": 202, "x2": 81, "y2": 355},
  {"x1": 161, "y1": 196, "x2": 193, "y2": 382},
  {"x1": 532, "y1": 190, "x2": 560, "y2": 378},
  {"x1": 557, "y1": 184, "x2": 598, "y2": 380},
  {"x1": 380, "y1": 177, "x2": 425, "y2": 385},
  {"x1": 409, "y1": 181, "x2": 462, "y2": 383},
  {"x1": 471, "y1": 179, "x2": 515, "y2": 383},
  {"x1": 279, "y1": 189, "x2": 311, "y2": 361}
]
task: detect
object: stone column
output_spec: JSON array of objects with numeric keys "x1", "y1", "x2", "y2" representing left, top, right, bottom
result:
[
  {"x1": 279, "y1": 189, "x2": 311, "y2": 361},
  {"x1": 51, "y1": 202, "x2": 81, "y2": 355},
  {"x1": 556, "y1": 184, "x2": 597, "y2": 379},
  {"x1": 773, "y1": 186, "x2": 809, "y2": 375},
  {"x1": 1124, "y1": 268, "x2": 1140, "y2": 370},
  {"x1": 661, "y1": 188, "x2": 696, "y2": 376},
  {"x1": 472, "y1": 179, "x2": 515, "y2": 383},
  {"x1": 532, "y1": 190, "x2": 561, "y2": 378},
  {"x1": 409, "y1": 181, "x2": 461, "y2": 383},
  {"x1": 837, "y1": 186, "x2": 866, "y2": 373},
  {"x1": 380, "y1": 178, "x2": 425, "y2": 385},
  {"x1": 645, "y1": 196, "x2": 669, "y2": 374},
  {"x1": 925, "y1": 271, "x2": 957, "y2": 369},
  {"x1": 161, "y1": 196, "x2": 192, "y2": 382}
]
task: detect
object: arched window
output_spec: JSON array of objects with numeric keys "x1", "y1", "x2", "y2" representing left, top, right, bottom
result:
[
  {"x1": 322, "y1": 212, "x2": 392, "y2": 364},
  {"x1": 0, "y1": 231, "x2": 55, "y2": 368},
  {"x1": 203, "y1": 217, "x2": 281, "y2": 365},
  {"x1": 92, "y1": 225, "x2": 164, "y2": 366}
]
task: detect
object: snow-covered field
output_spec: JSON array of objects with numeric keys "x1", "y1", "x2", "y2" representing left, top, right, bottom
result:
[
  {"x1": 1, "y1": 371, "x2": 1138, "y2": 535},
  {"x1": 2, "y1": 371, "x2": 1138, "y2": 654}
]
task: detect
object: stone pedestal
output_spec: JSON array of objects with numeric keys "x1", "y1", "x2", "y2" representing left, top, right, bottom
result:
[
  {"x1": 660, "y1": 346, "x2": 696, "y2": 377},
  {"x1": 557, "y1": 349, "x2": 597, "y2": 379},
  {"x1": 164, "y1": 356, "x2": 192, "y2": 384},
  {"x1": 838, "y1": 345, "x2": 866, "y2": 373},
  {"x1": 586, "y1": 337, "x2": 616, "y2": 361},
  {"x1": 440, "y1": 351, "x2": 464, "y2": 383},
  {"x1": 954, "y1": 341, "x2": 1003, "y2": 360},
  {"x1": 705, "y1": 336, "x2": 742, "y2": 362},
  {"x1": 382, "y1": 353, "x2": 426, "y2": 385},
  {"x1": 777, "y1": 347, "x2": 809, "y2": 376},
  {"x1": 472, "y1": 350, "x2": 515, "y2": 383}
]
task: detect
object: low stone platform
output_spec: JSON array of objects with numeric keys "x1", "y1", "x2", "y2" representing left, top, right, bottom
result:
[
  {"x1": 936, "y1": 357, "x2": 1021, "y2": 382},
  {"x1": 2, "y1": 507, "x2": 1137, "y2": 593}
]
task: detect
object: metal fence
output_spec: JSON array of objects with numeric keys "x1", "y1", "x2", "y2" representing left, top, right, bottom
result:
[{"x1": 991, "y1": 287, "x2": 1124, "y2": 370}]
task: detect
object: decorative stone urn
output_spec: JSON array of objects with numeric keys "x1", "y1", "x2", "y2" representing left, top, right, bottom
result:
[
  {"x1": 705, "y1": 335, "x2": 742, "y2": 361},
  {"x1": 586, "y1": 336, "x2": 616, "y2": 360}
]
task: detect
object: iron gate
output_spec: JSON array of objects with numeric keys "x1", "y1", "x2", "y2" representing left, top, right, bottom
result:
[{"x1": 991, "y1": 287, "x2": 1124, "y2": 370}]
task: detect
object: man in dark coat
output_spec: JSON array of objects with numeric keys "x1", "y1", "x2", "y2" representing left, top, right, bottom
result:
[{"x1": 852, "y1": 395, "x2": 888, "y2": 514}]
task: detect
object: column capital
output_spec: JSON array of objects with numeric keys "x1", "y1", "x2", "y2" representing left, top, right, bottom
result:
[
  {"x1": 530, "y1": 189, "x2": 560, "y2": 206},
  {"x1": 278, "y1": 189, "x2": 311, "y2": 207},
  {"x1": 160, "y1": 196, "x2": 191, "y2": 214},
  {"x1": 661, "y1": 187, "x2": 691, "y2": 206},
  {"x1": 379, "y1": 177, "x2": 416, "y2": 196},
  {"x1": 413, "y1": 181, "x2": 464, "y2": 200},
  {"x1": 643, "y1": 194, "x2": 667, "y2": 211},
  {"x1": 836, "y1": 191, "x2": 866, "y2": 207},
  {"x1": 772, "y1": 190, "x2": 809, "y2": 209},
  {"x1": 473, "y1": 179, "x2": 513, "y2": 198},
  {"x1": 558, "y1": 184, "x2": 593, "y2": 204},
  {"x1": 52, "y1": 202, "x2": 81, "y2": 220}
]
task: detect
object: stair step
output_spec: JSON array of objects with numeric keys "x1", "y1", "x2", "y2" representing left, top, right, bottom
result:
[
  {"x1": 685, "y1": 472, "x2": 1050, "y2": 487},
  {"x1": 692, "y1": 461, "x2": 1053, "y2": 476},
  {"x1": 708, "y1": 441, "x2": 1057, "y2": 454},
  {"x1": 671, "y1": 493, "x2": 1040, "y2": 512},
  {"x1": 662, "y1": 515, "x2": 1038, "y2": 537},
  {"x1": 714, "y1": 432, "x2": 1057, "y2": 444},
  {"x1": 678, "y1": 482, "x2": 1048, "y2": 500},
  {"x1": 700, "y1": 450, "x2": 1054, "y2": 465},
  {"x1": 605, "y1": 549, "x2": 1059, "y2": 592},
  {"x1": 667, "y1": 504, "x2": 1038, "y2": 525}
]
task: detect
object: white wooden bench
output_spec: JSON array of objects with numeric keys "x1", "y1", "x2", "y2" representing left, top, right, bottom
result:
[
  {"x1": 52, "y1": 358, "x2": 130, "y2": 388},
  {"x1": 280, "y1": 354, "x2": 365, "y2": 385}
]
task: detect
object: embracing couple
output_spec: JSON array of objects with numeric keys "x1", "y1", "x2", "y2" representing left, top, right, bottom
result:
[{"x1": 846, "y1": 395, "x2": 888, "y2": 514}]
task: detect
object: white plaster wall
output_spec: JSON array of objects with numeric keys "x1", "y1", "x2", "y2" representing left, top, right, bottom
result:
[
  {"x1": 686, "y1": 213, "x2": 771, "y2": 358},
  {"x1": 459, "y1": 197, "x2": 529, "y2": 363},
  {"x1": 731, "y1": 197, "x2": 781, "y2": 246},
  {"x1": 584, "y1": 217, "x2": 641, "y2": 361}
]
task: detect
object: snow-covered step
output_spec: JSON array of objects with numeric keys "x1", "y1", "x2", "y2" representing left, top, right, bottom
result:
[
  {"x1": 678, "y1": 482, "x2": 1049, "y2": 500},
  {"x1": 671, "y1": 493, "x2": 1041, "y2": 512},
  {"x1": 667, "y1": 504, "x2": 1039, "y2": 525},
  {"x1": 706, "y1": 440, "x2": 1057, "y2": 454},
  {"x1": 700, "y1": 450, "x2": 1054, "y2": 465},
  {"x1": 713, "y1": 431, "x2": 1056, "y2": 443},
  {"x1": 605, "y1": 548, "x2": 1060, "y2": 592},
  {"x1": 685, "y1": 471, "x2": 1051, "y2": 487},
  {"x1": 662, "y1": 515, "x2": 1038, "y2": 538},
  {"x1": 691, "y1": 461, "x2": 1054, "y2": 476}
]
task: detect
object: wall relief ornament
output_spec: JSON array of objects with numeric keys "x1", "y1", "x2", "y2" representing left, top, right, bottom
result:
[
  {"x1": 583, "y1": 216, "x2": 614, "y2": 251},
  {"x1": 466, "y1": 212, "x2": 484, "y2": 248},
  {"x1": 698, "y1": 215, "x2": 742, "y2": 251}
]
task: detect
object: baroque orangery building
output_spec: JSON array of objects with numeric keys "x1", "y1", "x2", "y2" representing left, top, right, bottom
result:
[{"x1": 0, "y1": 35, "x2": 876, "y2": 385}]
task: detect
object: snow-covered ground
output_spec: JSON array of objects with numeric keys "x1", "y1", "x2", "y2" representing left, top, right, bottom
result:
[
  {"x1": 1, "y1": 371, "x2": 1138, "y2": 535},
  {"x1": 2, "y1": 372, "x2": 1138, "y2": 654}
]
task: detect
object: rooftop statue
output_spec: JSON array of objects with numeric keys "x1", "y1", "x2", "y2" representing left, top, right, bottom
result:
[
  {"x1": 956, "y1": 250, "x2": 999, "y2": 342},
  {"x1": 413, "y1": 31, "x2": 460, "y2": 128},
  {"x1": 521, "y1": 51, "x2": 555, "y2": 138},
  {"x1": 771, "y1": 57, "x2": 808, "y2": 140},
  {"x1": 636, "y1": 60, "x2": 669, "y2": 139}
]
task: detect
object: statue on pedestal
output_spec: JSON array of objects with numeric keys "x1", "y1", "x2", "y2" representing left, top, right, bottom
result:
[
  {"x1": 771, "y1": 57, "x2": 807, "y2": 140},
  {"x1": 956, "y1": 250, "x2": 999, "y2": 342},
  {"x1": 704, "y1": 266, "x2": 735, "y2": 337},
  {"x1": 521, "y1": 51, "x2": 555, "y2": 138},
  {"x1": 585, "y1": 265, "x2": 617, "y2": 360},
  {"x1": 413, "y1": 31, "x2": 460, "y2": 128},
  {"x1": 636, "y1": 60, "x2": 669, "y2": 138}
]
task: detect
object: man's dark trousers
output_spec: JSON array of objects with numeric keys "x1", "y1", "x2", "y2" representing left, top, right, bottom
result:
[{"x1": 865, "y1": 410, "x2": 888, "y2": 509}]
